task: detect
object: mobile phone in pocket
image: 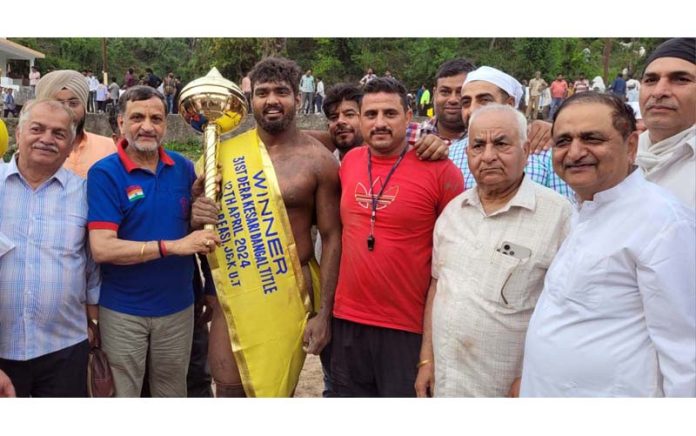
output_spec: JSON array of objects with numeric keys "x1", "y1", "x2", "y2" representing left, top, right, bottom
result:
[{"x1": 496, "y1": 241, "x2": 532, "y2": 260}]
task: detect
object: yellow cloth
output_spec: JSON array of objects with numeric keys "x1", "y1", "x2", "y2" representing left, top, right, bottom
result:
[
  {"x1": 0, "y1": 119, "x2": 8, "y2": 157},
  {"x1": 213, "y1": 129, "x2": 313, "y2": 397}
]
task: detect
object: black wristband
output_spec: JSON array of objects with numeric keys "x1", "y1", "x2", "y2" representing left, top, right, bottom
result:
[{"x1": 158, "y1": 240, "x2": 165, "y2": 258}]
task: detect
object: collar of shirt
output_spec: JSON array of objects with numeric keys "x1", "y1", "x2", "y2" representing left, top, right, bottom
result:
[
  {"x1": 116, "y1": 138, "x2": 175, "y2": 173},
  {"x1": 406, "y1": 117, "x2": 464, "y2": 146},
  {"x1": 461, "y1": 173, "x2": 536, "y2": 217},
  {"x1": 2, "y1": 153, "x2": 69, "y2": 188},
  {"x1": 575, "y1": 166, "x2": 643, "y2": 210}
]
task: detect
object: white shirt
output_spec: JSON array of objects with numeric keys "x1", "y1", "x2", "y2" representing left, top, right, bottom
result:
[
  {"x1": 521, "y1": 169, "x2": 696, "y2": 397},
  {"x1": 431, "y1": 175, "x2": 571, "y2": 397},
  {"x1": 88, "y1": 76, "x2": 99, "y2": 92},
  {"x1": 636, "y1": 126, "x2": 695, "y2": 208},
  {"x1": 626, "y1": 76, "x2": 640, "y2": 102},
  {"x1": 316, "y1": 80, "x2": 325, "y2": 97},
  {"x1": 359, "y1": 73, "x2": 376, "y2": 86},
  {"x1": 96, "y1": 83, "x2": 109, "y2": 101}
]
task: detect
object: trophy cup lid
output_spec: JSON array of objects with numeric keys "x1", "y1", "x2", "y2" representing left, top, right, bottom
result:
[{"x1": 178, "y1": 67, "x2": 247, "y2": 134}]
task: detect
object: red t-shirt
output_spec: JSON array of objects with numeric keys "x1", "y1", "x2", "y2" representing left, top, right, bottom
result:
[
  {"x1": 334, "y1": 146, "x2": 464, "y2": 334},
  {"x1": 550, "y1": 80, "x2": 568, "y2": 99}
]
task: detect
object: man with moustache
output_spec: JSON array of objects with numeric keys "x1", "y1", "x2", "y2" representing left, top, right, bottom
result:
[
  {"x1": 521, "y1": 92, "x2": 695, "y2": 397},
  {"x1": 526, "y1": 71, "x2": 547, "y2": 121},
  {"x1": 36, "y1": 70, "x2": 117, "y2": 178},
  {"x1": 331, "y1": 77, "x2": 464, "y2": 397},
  {"x1": 86, "y1": 85, "x2": 220, "y2": 397},
  {"x1": 406, "y1": 58, "x2": 476, "y2": 145},
  {"x1": 448, "y1": 66, "x2": 573, "y2": 198},
  {"x1": 416, "y1": 104, "x2": 570, "y2": 397},
  {"x1": 322, "y1": 83, "x2": 365, "y2": 160},
  {"x1": 192, "y1": 57, "x2": 342, "y2": 397},
  {"x1": 0, "y1": 100, "x2": 100, "y2": 397},
  {"x1": 312, "y1": 83, "x2": 365, "y2": 396},
  {"x1": 316, "y1": 83, "x2": 365, "y2": 260},
  {"x1": 405, "y1": 59, "x2": 553, "y2": 160},
  {"x1": 305, "y1": 59, "x2": 475, "y2": 161},
  {"x1": 635, "y1": 38, "x2": 695, "y2": 208}
]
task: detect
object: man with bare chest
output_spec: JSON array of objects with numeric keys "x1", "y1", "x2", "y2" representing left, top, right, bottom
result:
[{"x1": 192, "y1": 57, "x2": 341, "y2": 397}]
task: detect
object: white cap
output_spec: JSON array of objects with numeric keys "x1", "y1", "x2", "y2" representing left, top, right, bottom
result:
[{"x1": 463, "y1": 66, "x2": 524, "y2": 108}]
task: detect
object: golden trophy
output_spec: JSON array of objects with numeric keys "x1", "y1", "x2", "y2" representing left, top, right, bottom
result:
[{"x1": 179, "y1": 67, "x2": 247, "y2": 230}]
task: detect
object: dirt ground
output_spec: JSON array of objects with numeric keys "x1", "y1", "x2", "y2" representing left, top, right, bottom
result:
[{"x1": 294, "y1": 353, "x2": 324, "y2": 397}]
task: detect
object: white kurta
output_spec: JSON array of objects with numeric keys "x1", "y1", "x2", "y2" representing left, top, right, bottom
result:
[
  {"x1": 636, "y1": 125, "x2": 695, "y2": 208},
  {"x1": 431, "y1": 175, "x2": 571, "y2": 397},
  {"x1": 521, "y1": 169, "x2": 696, "y2": 397}
]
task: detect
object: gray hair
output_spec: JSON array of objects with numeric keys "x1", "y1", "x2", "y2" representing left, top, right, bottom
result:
[
  {"x1": 18, "y1": 99, "x2": 77, "y2": 143},
  {"x1": 468, "y1": 103, "x2": 528, "y2": 145}
]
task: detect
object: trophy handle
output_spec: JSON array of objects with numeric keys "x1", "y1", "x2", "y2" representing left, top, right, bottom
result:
[{"x1": 203, "y1": 123, "x2": 220, "y2": 231}]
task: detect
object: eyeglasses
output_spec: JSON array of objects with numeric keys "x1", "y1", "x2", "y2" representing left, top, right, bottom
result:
[{"x1": 56, "y1": 98, "x2": 82, "y2": 109}]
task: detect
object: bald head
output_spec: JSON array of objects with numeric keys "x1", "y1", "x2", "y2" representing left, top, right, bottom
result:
[{"x1": 467, "y1": 104, "x2": 529, "y2": 193}]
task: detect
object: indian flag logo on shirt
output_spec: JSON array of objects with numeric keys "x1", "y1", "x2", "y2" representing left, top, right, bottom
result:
[{"x1": 126, "y1": 185, "x2": 145, "y2": 202}]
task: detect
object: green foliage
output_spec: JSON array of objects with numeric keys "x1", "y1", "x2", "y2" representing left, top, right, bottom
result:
[
  {"x1": 165, "y1": 139, "x2": 202, "y2": 161},
  {"x1": 10, "y1": 37, "x2": 665, "y2": 92},
  {"x1": 191, "y1": 38, "x2": 262, "y2": 82}
]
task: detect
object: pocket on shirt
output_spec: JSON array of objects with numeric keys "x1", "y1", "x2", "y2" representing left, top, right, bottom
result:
[
  {"x1": 478, "y1": 250, "x2": 522, "y2": 305},
  {"x1": 39, "y1": 215, "x2": 87, "y2": 255}
]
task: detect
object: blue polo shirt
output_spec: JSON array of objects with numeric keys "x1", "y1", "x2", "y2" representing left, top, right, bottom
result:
[{"x1": 87, "y1": 139, "x2": 197, "y2": 317}]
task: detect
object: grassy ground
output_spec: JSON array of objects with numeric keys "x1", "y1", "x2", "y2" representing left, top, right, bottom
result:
[{"x1": 164, "y1": 140, "x2": 203, "y2": 161}]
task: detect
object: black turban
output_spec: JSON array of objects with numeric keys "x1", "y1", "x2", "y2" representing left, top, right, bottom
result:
[{"x1": 644, "y1": 38, "x2": 696, "y2": 69}]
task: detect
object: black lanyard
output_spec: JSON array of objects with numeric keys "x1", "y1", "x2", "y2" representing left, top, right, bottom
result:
[{"x1": 366, "y1": 144, "x2": 409, "y2": 251}]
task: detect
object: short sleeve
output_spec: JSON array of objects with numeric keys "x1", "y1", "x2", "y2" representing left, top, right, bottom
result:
[
  {"x1": 185, "y1": 158, "x2": 196, "y2": 188},
  {"x1": 436, "y1": 161, "x2": 465, "y2": 215},
  {"x1": 431, "y1": 219, "x2": 443, "y2": 280},
  {"x1": 87, "y1": 164, "x2": 123, "y2": 231}
]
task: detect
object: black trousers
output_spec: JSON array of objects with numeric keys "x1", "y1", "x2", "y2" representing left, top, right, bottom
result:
[
  {"x1": 319, "y1": 333, "x2": 333, "y2": 397},
  {"x1": 330, "y1": 318, "x2": 421, "y2": 397},
  {"x1": 185, "y1": 321, "x2": 213, "y2": 397},
  {"x1": 0, "y1": 340, "x2": 89, "y2": 397}
]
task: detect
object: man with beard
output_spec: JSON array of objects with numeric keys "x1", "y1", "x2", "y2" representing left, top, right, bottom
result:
[
  {"x1": 192, "y1": 57, "x2": 342, "y2": 397},
  {"x1": 36, "y1": 70, "x2": 117, "y2": 178},
  {"x1": 86, "y1": 85, "x2": 220, "y2": 397},
  {"x1": 312, "y1": 83, "x2": 364, "y2": 396},
  {"x1": 323, "y1": 83, "x2": 364, "y2": 160}
]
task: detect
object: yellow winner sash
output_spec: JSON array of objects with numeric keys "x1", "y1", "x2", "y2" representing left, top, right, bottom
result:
[{"x1": 214, "y1": 129, "x2": 313, "y2": 397}]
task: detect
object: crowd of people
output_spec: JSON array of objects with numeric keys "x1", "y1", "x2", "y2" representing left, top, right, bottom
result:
[
  {"x1": 522, "y1": 69, "x2": 645, "y2": 125},
  {"x1": 0, "y1": 37, "x2": 694, "y2": 398},
  {"x1": 1, "y1": 67, "x2": 183, "y2": 120}
]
